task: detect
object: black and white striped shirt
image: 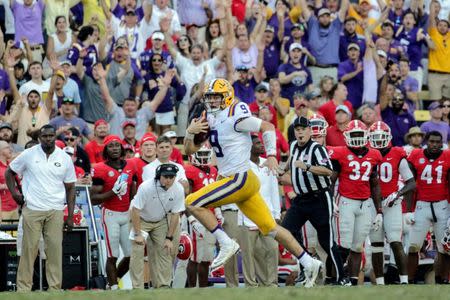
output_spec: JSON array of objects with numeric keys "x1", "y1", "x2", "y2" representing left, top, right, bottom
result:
[{"x1": 289, "y1": 139, "x2": 333, "y2": 195}]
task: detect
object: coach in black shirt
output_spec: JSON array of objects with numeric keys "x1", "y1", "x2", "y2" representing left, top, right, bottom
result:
[{"x1": 279, "y1": 116, "x2": 348, "y2": 285}]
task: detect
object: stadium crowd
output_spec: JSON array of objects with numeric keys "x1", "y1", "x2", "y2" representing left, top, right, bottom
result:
[{"x1": 0, "y1": 0, "x2": 450, "y2": 291}]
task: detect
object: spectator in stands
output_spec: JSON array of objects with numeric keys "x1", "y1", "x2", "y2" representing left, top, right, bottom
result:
[
  {"x1": 326, "y1": 105, "x2": 351, "y2": 147},
  {"x1": 140, "y1": 0, "x2": 182, "y2": 41},
  {"x1": 427, "y1": 2, "x2": 450, "y2": 101},
  {"x1": 232, "y1": 65, "x2": 259, "y2": 104},
  {"x1": 84, "y1": 119, "x2": 109, "y2": 165},
  {"x1": 287, "y1": 95, "x2": 311, "y2": 143},
  {"x1": 177, "y1": 0, "x2": 214, "y2": 44},
  {"x1": 46, "y1": 16, "x2": 72, "y2": 64},
  {"x1": 399, "y1": 57, "x2": 419, "y2": 112},
  {"x1": 298, "y1": 0, "x2": 349, "y2": 85},
  {"x1": 318, "y1": 82, "x2": 353, "y2": 127},
  {"x1": 140, "y1": 31, "x2": 174, "y2": 76},
  {"x1": 62, "y1": 127, "x2": 91, "y2": 173},
  {"x1": 121, "y1": 121, "x2": 140, "y2": 155},
  {"x1": 0, "y1": 122, "x2": 24, "y2": 153},
  {"x1": 18, "y1": 61, "x2": 49, "y2": 98},
  {"x1": 338, "y1": 43, "x2": 364, "y2": 109},
  {"x1": 357, "y1": 103, "x2": 378, "y2": 128},
  {"x1": 249, "y1": 84, "x2": 278, "y2": 127},
  {"x1": 403, "y1": 126, "x2": 424, "y2": 156},
  {"x1": 263, "y1": 25, "x2": 282, "y2": 80},
  {"x1": 0, "y1": 140, "x2": 17, "y2": 223},
  {"x1": 106, "y1": 37, "x2": 144, "y2": 106},
  {"x1": 58, "y1": 61, "x2": 82, "y2": 112},
  {"x1": 420, "y1": 101, "x2": 450, "y2": 143},
  {"x1": 442, "y1": 99, "x2": 450, "y2": 125},
  {"x1": 319, "y1": 75, "x2": 334, "y2": 104},
  {"x1": 67, "y1": 25, "x2": 98, "y2": 84},
  {"x1": 163, "y1": 131, "x2": 184, "y2": 166},
  {"x1": 258, "y1": 106, "x2": 288, "y2": 162},
  {"x1": 50, "y1": 97, "x2": 93, "y2": 140},
  {"x1": 63, "y1": 146, "x2": 91, "y2": 185},
  {"x1": 12, "y1": 0, "x2": 45, "y2": 62},
  {"x1": 268, "y1": 78, "x2": 290, "y2": 133},
  {"x1": 305, "y1": 89, "x2": 322, "y2": 114},
  {"x1": 231, "y1": 32, "x2": 260, "y2": 69},
  {"x1": 278, "y1": 43, "x2": 313, "y2": 106},
  {"x1": 6, "y1": 57, "x2": 52, "y2": 147},
  {"x1": 380, "y1": 21, "x2": 403, "y2": 62},
  {"x1": 381, "y1": 90, "x2": 416, "y2": 146},
  {"x1": 339, "y1": 17, "x2": 365, "y2": 62}
]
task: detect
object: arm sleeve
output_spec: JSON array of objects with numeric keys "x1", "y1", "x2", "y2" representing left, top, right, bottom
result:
[
  {"x1": 399, "y1": 158, "x2": 414, "y2": 182},
  {"x1": 234, "y1": 116, "x2": 263, "y2": 132},
  {"x1": 270, "y1": 174, "x2": 281, "y2": 220},
  {"x1": 363, "y1": 57, "x2": 378, "y2": 104}
]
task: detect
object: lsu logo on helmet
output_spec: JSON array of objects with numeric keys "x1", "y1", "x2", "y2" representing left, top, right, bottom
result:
[{"x1": 203, "y1": 78, "x2": 235, "y2": 113}]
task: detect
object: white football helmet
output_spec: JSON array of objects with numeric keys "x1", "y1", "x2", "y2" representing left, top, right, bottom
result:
[
  {"x1": 308, "y1": 113, "x2": 328, "y2": 138},
  {"x1": 344, "y1": 120, "x2": 368, "y2": 148},
  {"x1": 369, "y1": 121, "x2": 392, "y2": 149},
  {"x1": 189, "y1": 145, "x2": 212, "y2": 166}
]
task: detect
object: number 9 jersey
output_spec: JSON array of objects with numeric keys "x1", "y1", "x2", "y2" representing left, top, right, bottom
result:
[
  {"x1": 329, "y1": 146, "x2": 382, "y2": 199},
  {"x1": 207, "y1": 101, "x2": 255, "y2": 177}
]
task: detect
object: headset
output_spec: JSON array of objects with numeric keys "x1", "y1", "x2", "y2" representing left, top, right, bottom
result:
[{"x1": 155, "y1": 163, "x2": 179, "y2": 181}]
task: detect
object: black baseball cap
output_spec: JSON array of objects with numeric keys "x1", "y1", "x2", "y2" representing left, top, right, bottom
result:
[
  {"x1": 61, "y1": 97, "x2": 74, "y2": 105},
  {"x1": 293, "y1": 116, "x2": 309, "y2": 128},
  {"x1": 159, "y1": 163, "x2": 178, "y2": 177}
]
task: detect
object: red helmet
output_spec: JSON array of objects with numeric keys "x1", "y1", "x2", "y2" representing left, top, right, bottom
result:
[
  {"x1": 344, "y1": 120, "x2": 368, "y2": 148},
  {"x1": 189, "y1": 145, "x2": 212, "y2": 166},
  {"x1": 368, "y1": 121, "x2": 392, "y2": 149},
  {"x1": 177, "y1": 232, "x2": 193, "y2": 260},
  {"x1": 63, "y1": 205, "x2": 84, "y2": 226},
  {"x1": 308, "y1": 113, "x2": 328, "y2": 138}
]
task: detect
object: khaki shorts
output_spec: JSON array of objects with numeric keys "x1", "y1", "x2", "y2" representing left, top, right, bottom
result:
[{"x1": 428, "y1": 71, "x2": 450, "y2": 100}]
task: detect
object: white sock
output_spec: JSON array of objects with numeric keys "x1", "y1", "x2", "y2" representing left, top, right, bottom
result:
[
  {"x1": 399, "y1": 275, "x2": 408, "y2": 284},
  {"x1": 298, "y1": 251, "x2": 313, "y2": 269},
  {"x1": 375, "y1": 277, "x2": 385, "y2": 285},
  {"x1": 110, "y1": 284, "x2": 119, "y2": 290},
  {"x1": 211, "y1": 225, "x2": 231, "y2": 246}
]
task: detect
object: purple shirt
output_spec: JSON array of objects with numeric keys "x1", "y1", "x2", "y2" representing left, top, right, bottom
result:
[
  {"x1": 307, "y1": 16, "x2": 342, "y2": 65},
  {"x1": 396, "y1": 27, "x2": 423, "y2": 71},
  {"x1": 264, "y1": 37, "x2": 281, "y2": 79},
  {"x1": 268, "y1": 13, "x2": 294, "y2": 38},
  {"x1": 12, "y1": 0, "x2": 45, "y2": 44},
  {"x1": 233, "y1": 78, "x2": 258, "y2": 104},
  {"x1": 139, "y1": 50, "x2": 174, "y2": 72},
  {"x1": 388, "y1": 9, "x2": 406, "y2": 32},
  {"x1": 339, "y1": 33, "x2": 366, "y2": 62},
  {"x1": 0, "y1": 69, "x2": 10, "y2": 91},
  {"x1": 401, "y1": 76, "x2": 418, "y2": 113},
  {"x1": 67, "y1": 44, "x2": 98, "y2": 84},
  {"x1": 145, "y1": 72, "x2": 186, "y2": 113},
  {"x1": 49, "y1": 116, "x2": 91, "y2": 138},
  {"x1": 381, "y1": 107, "x2": 416, "y2": 146},
  {"x1": 112, "y1": 4, "x2": 144, "y2": 21},
  {"x1": 277, "y1": 63, "x2": 312, "y2": 106},
  {"x1": 420, "y1": 121, "x2": 450, "y2": 143},
  {"x1": 70, "y1": 3, "x2": 84, "y2": 26},
  {"x1": 338, "y1": 59, "x2": 364, "y2": 109}
]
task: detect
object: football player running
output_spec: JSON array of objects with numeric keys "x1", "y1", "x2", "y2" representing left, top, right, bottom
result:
[
  {"x1": 184, "y1": 79, "x2": 322, "y2": 287},
  {"x1": 329, "y1": 120, "x2": 383, "y2": 286},
  {"x1": 368, "y1": 121, "x2": 416, "y2": 285}
]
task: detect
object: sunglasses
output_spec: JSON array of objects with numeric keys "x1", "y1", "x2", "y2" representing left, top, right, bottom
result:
[
  {"x1": 443, "y1": 104, "x2": 450, "y2": 108},
  {"x1": 65, "y1": 137, "x2": 76, "y2": 142},
  {"x1": 152, "y1": 58, "x2": 162, "y2": 62}
]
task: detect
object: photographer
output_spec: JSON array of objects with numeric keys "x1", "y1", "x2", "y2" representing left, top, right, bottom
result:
[{"x1": 129, "y1": 163, "x2": 185, "y2": 289}]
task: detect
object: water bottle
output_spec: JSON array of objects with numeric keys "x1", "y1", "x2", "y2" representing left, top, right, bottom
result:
[{"x1": 118, "y1": 173, "x2": 129, "y2": 183}]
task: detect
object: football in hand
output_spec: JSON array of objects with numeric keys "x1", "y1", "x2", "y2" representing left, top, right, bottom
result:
[{"x1": 194, "y1": 119, "x2": 210, "y2": 145}]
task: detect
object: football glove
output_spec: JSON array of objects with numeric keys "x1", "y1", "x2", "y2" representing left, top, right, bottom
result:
[
  {"x1": 372, "y1": 213, "x2": 383, "y2": 231},
  {"x1": 382, "y1": 192, "x2": 399, "y2": 207}
]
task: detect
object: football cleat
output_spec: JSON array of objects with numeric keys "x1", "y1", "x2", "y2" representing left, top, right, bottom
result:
[
  {"x1": 368, "y1": 121, "x2": 392, "y2": 149},
  {"x1": 344, "y1": 120, "x2": 368, "y2": 148},
  {"x1": 210, "y1": 239, "x2": 240, "y2": 271},
  {"x1": 302, "y1": 257, "x2": 323, "y2": 288}
]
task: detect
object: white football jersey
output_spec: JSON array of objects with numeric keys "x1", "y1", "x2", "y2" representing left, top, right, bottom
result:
[{"x1": 207, "y1": 101, "x2": 252, "y2": 177}]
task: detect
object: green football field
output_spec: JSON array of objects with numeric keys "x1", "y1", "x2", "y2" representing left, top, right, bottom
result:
[{"x1": 3, "y1": 286, "x2": 450, "y2": 300}]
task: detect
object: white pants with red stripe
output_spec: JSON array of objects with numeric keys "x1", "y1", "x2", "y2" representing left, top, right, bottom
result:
[
  {"x1": 409, "y1": 200, "x2": 448, "y2": 254},
  {"x1": 102, "y1": 207, "x2": 131, "y2": 258},
  {"x1": 335, "y1": 195, "x2": 375, "y2": 252},
  {"x1": 190, "y1": 223, "x2": 216, "y2": 263}
]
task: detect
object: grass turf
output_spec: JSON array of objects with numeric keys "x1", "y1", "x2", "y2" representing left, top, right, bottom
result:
[{"x1": 2, "y1": 285, "x2": 450, "y2": 300}]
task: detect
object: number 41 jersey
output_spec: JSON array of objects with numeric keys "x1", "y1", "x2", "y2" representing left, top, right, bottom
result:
[
  {"x1": 207, "y1": 101, "x2": 253, "y2": 177},
  {"x1": 329, "y1": 146, "x2": 382, "y2": 200},
  {"x1": 408, "y1": 149, "x2": 450, "y2": 202}
]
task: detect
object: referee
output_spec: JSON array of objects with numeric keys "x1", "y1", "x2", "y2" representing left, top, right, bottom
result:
[{"x1": 278, "y1": 116, "x2": 348, "y2": 286}]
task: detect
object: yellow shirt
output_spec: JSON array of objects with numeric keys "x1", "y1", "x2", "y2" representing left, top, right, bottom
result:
[
  {"x1": 428, "y1": 27, "x2": 450, "y2": 73},
  {"x1": 45, "y1": 0, "x2": 79, "y2": 35},
  {"x1": 82, "y1": 0, "x2": 110, "y2": 35},
  {"x1": 12, "y1": 104, "x2": 50, "y2": 147},
  {"x1": 347, "y1": 5, "x2": 381, "y2": 36}
]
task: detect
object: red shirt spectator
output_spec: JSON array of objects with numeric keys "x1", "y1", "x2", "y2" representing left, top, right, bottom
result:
[
  {"x1": 0, "y1": 148, "x2": 18, "y2": 217},
  {"x1": 326, "y1": 105, "x2": 351, "y2": 146},
  {"x1": 164, "y1": 131, "x2": 185, "y2": 165},
  {"x1": 249, "y1": 84, "x2": 278, "y2": 127},
  {"x1": 84, "y1": 119, "x2": 109, "y2": 164},
  {"x1": 232, "y1": 0, "x2": 246, "y2": 23},
  {"x1": 318, "y1": 83, "x2": 353, "y2": 126}
]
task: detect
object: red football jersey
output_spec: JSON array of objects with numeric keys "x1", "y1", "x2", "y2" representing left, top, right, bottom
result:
[
  {"x1": 185, "y1": 164, "x2": 218, "y2": 193},
  {"x1": 85, "y1": 140, "x2": 105, "y2": 164},
  {"x1": 329, "y1": 146, "x2": 382, "y2": 199},
  {"x1": 91, "y1": 160, "x2": 135, "y2": 212},
  {"x1": 128, "y1": 157, "x2": 151, "y2": 188},
  {"x1": 378, "y1": 147, "x2": 407, "y2": 198},
  {"x1": 408, "y1": 149, "x2": 450, "y2": 202}
]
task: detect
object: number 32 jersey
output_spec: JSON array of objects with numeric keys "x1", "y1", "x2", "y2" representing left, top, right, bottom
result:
[
  {"x1": 407, "y1": 149, "x2": 450, "y2": 202},
  {"x1": 329, "y1": 146, "x2": 382, "y2": 200},
  {"x1": 207, "y1": 102, "x2": 254, "y2": 177}
]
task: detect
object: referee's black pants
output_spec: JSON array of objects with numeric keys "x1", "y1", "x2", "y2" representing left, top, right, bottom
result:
[{"x1": 282, "y1": 189, "x2": 344, "y2": 281}]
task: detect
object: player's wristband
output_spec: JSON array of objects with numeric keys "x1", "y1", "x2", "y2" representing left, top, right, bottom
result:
[
  {"x1": 185, "y1": 131, "x2": 194, "y2": 140},
  {"x1": 262, "y1": 130, "x2": 277, "y2": 156}
]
